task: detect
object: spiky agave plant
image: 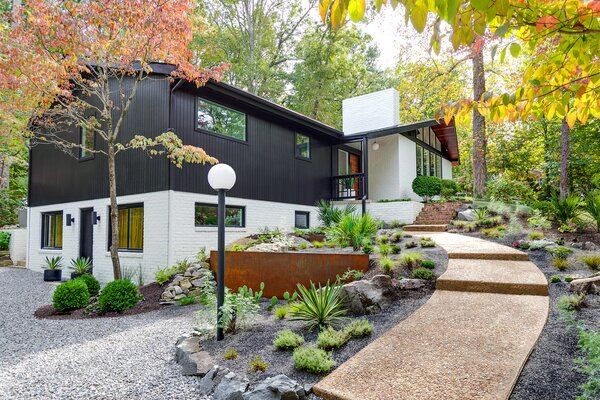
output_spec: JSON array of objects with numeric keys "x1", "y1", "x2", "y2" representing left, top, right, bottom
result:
[
  {"x1": 585, "y1": 191, "x2": 600, "y2": 232},
  {"x1": 316, "y1": 200, "x2": 356, "y2": 227},
  {"x1": 70, "y1": 257, "x2": 92, "y2": 274},
  {"x1": 328, "y1": 212, "x2": 379, "y2": 250},
  {"x1": 289, "y1": 281, "x2": 347, "y2": 331}
]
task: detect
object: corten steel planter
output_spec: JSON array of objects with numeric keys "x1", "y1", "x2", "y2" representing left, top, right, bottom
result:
[{"x1": 209, "y1": 250, "x2": 369, "y2": 298}]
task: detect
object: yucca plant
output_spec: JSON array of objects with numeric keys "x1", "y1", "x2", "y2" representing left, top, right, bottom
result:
[
  {"x1": 585, "y1": 191, "x2": 600, "y2": 232},
  {"x1": 550, "y1": 193, "x2": 583, "y2": 225},
  {"x1": 44, "y1": 256, "x2": 63, "y2": 270},
  {"x1": 70, "y1": 257, "x2": 92, "y2": 275},
  {"x1": 473, "y1": 207, "x2": 489, "y2": 221},
  {"x1": 316, "y1": 200, "x2": 356, "y2": 227},
  {"x1": 327, "y1": 212, "x2": 379, "y2": 250},
  {"x1": 289, "y1": 281, "x2": 347, "y2": 331}
]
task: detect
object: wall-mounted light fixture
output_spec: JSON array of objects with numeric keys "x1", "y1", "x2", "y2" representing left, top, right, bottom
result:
[
  {"x1": 372, "y1": 141, "x2": 380, "y2": 151},
  {"x1": 66, "y1": 214, "x2": 75, "y2": 226},
  {"x1": 92, "y1": 211, "x2": 100, "y2": 225}
]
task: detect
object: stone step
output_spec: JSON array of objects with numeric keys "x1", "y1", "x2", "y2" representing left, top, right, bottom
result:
[
  {"x1": 0, "y1": 260, "x2": 13, "y2": 267},
  {"x1": 403, "y1": 224, "x2": 447, "y2": 232},
  {"x1": 448, "y1": 252, "x2": 530, "y2": 261}
]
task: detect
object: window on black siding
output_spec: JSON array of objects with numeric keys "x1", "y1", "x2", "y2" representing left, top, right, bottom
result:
[
  {"x1": 41, "y1": 211, "x2": 63, "y2": 249},
  {"x1": 295, "y1": 133, "x2": 311, "y2": 159},
  {"x1": 195, "y1": 203, "x2": 245, "y2": 227},
  {"x1": 196, "y1": 98, "x2": 247, "y2": 141},
  {"x1": 295, "y1": 211, "x2": 310, "y2": 229}
]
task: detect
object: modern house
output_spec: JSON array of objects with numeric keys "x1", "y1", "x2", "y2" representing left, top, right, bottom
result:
[{"x1": 26, "y1": 63, "x2": 459, "y2": 282}]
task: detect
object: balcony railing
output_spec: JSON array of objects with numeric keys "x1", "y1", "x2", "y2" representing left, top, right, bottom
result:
[{"x1": 332, "y1": 173, "x2": 364, "y2": 200}]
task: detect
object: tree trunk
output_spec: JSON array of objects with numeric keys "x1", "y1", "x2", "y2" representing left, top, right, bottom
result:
[
  {"x1": 560, "y1": 117, "x2": 569, "y2": 200},
  {"x1": 472, "y1": 49, "x2": 487, "y2": 199},
  {"x1": 0, "y1": 157, "x2": 10, "y2": 190},
  {"x1": 108, "y1": 143, "x2": 122, "y2": 279}
]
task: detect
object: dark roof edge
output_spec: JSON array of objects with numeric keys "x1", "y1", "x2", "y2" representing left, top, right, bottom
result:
[{"x1": 345, "y1": 119, "x2": 441, "y2": 139}]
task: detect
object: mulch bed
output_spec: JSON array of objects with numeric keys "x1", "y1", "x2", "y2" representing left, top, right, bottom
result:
[{"x1": 34, "y1": 282, "x2": 166, "y2": 320}]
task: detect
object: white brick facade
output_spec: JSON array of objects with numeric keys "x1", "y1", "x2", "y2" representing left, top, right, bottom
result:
[
  {"x1": 27, "y1": 190, "x2": 318, "y2": 283},
  {"x1": 366, "y1": 201, "x2": 424, "y2": 224},
  {"x1": 342, "y1": 89, "x2": 400, "y2": 135}
]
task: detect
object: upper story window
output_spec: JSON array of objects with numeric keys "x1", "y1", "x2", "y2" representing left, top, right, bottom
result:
[
  {"x1": 295, "y1": 133, "x2": 311, "y2": 160},
  {"x1": 109, "y1": 204, "x2": 144, "y2": 251},
  {"x1": 79, "y1": 126, "x2": 94, "y2": 160},
  {"x1": 195, "y1": 203, "x2": 245, "y2": 228},
  {"x1": 42, "y1": 211, "x2": 63, "y2": 249},
  {"x1": 196, "y1": 98, "x2": 246, "y2": 141}
]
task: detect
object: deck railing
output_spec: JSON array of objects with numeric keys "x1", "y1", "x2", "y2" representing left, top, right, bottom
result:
[{"x1": 331, "y1": 173, "x2": 364, "y2": 200}]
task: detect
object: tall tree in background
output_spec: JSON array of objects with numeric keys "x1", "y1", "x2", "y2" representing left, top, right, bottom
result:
[
  {"x1": 560, "y1": 118, "x2": 570, "y2": 199},
  {"x1": 0, "y1": 0, "x2": 222, "y2": 278},
  {"x1": 472, "y1": 41, "x2": 487, "y2": 198}
]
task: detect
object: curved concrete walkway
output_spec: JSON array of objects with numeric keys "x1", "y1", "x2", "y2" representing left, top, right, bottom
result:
[{"x1": 314, "y1": 233, "x2": 549, "y2": 400}]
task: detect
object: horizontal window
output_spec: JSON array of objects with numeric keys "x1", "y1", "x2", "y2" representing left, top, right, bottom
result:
[
  {"x1": 195, "y1": 203, "x2": 245, "y2": 227},
  {"x1": 108, "y1": 204, "x2": 144, "y2": 251},
  {"x1": 196, "y1": 98, "x2": 246, "y2": 141},
  {"x1": 295, "y1": 133, "x2": 311, "y2": 159},
  {"x1": 295, "y1": 211, "x2": 310, "y2": 229},
  {"x1": 42, "y1": 211, "x2": 63, "y2": 249}
]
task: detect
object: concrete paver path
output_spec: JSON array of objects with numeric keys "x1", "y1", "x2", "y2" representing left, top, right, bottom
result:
[{"x1": 314, "y1": 233, "x2": 549, "y2": 400}]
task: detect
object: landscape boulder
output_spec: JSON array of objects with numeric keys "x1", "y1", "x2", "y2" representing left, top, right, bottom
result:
[
  {"x1": 160, "y1": 263, "x2": 215, "y2": 304},
  {"x1": 457, "y1": 209, "x2": 476, "y2": 221},
  {"x1": 246, "y1": 234, "x2": 311, "y2": 252},
  {"x1": 213, "y1": 372, "x2": 250, "y2": 400},
  {"x1": 396, "y1": 278, "x2": 427, "y2": 290},
  {"x1": 243, "y1": 375, "x2": 306, "y2": 400},
  {"x1": 340, "y1": 274, "x2": 395, "y2": 315},
  {"x1": 199, "y1": 366, "x2": 231, "y2": 396},
  {"x1": 175, "y1": 335, "x2": 215, "y2": 376},
  {"x1": 569, "y1": 274, "x2": 600, "y2": 295}
]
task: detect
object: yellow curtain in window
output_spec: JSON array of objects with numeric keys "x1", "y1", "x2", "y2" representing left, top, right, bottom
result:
[
  {"x1": 129, "y1": 207, "x2": 143, "y2": 249},
  {"x1": 55, "y1": 214, "x2": 63, "y2": 248},
  {"x1": 118, "y1": 208, "x2": 129, "y2": 249}
]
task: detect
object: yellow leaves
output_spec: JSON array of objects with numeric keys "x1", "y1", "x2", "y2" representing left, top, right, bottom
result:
[
  {"x1": 509, "y1": 42, "x2": 521, "y2": 58},
  {"x1": 330, "y1": 0, "x2": 348, "y2": 30},
  {"x1": 409, "y1": 0, "x2": 428, "y2": 33},
  {"x1": 566, "y1": 110, "x2": 578, "y2": 128},
  {"x1": 319, "y1": 0, "x2": 332, "y2": 23},
  {"x1": 348, "y1": 0, "x2": 366, "y2": 22}
]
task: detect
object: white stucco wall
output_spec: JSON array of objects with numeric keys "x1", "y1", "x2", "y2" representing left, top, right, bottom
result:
[
  {"x1": 342, "y1": 89, "x2": 400, "y2": 135},
  {"x1": 397, "y1": 134, "x2": 420, "y2": 200},
  {"x1": 7, "y1": 228, "x2": 27, "y2": 264},
  {"x1": 442, "y1": 158, "x2": 453, "y2": 180},
  {"x1": 368, "y1": 135, "x2": 400, "y2": 201}
]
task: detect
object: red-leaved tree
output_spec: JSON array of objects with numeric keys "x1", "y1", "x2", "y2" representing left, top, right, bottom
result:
[{"x1": 0, "y1": 0, "x2": 226, "y2": 279}]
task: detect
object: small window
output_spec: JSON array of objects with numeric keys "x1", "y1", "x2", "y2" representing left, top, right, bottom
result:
[
  {"x1": 196, "y1": 98, "x2": 246, "y2": 141},
  {"x1": 42, "y1": 211, "x2": 63, "y2": 249},
  {"x1": 295, "y1": 211, "x2": 310, "y2": 229},
  {"x1": 109, "y1": 204, "x2": 144, "y2": 251},
  {"x1": 295, "y1": 133, "x2": 311, "y2": 159},
  {"x1": 79, "y1": 127, "x2": 94, "y2": 159},
  {"x1": 195, "y1": 203, "x2": 245, "y2": 227}
]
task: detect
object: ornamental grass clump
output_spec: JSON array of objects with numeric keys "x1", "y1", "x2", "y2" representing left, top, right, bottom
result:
[
  {"x1": 390, "y1": 231, "x2": 404, "y2": 242},
  {"x1": 273, "y1": 329, "x2": 304, "y2": 350},
  {"x1": 398, "y1": 252, "x2": 423, "y2": 269},
  {"x1": 528, "y1": 231, "x2": 544, "y2": 240},
  {"x1": 405, "y1": 240, "x2": 418, "y2": 249},
  {"x1": 550, "y1": 193, "x2": 583, "y2": 226},
  {"x1": 274, "y1": 305, "x2": 288, "y2": 319},
  {"x1": 293, "y1": 346, "x2": 335, "y2": 374},
  {"x1": 249, "y1": 355, "x2": 268, "y2": 373},
  {"x1": 53, "y1": 279, "x2": 90, "y2": 312},
  {"x1": 581, "y1": 254, "x2": 600, "y2": 271},
  {"x1": 317, "y1": 327, "x2": 350, "y2": 350},
  {"x1": 378, "y1": 244, "x2": 391, "y2": 256},
  {"x1": 419, "y1": 237, "x2": 436, "y2": 247},
  {"x1": 98, "y1": 279, "x2": 141, "y2": 313},
  {"x1": 289, "y1": 281, "x2": 346, "y2": 331},
  {"x1": 391, "y1": 244, "x2": 402, "y2": 254},
  {"x1": 379, "y1": 257, "x2": 395, "y2": 275},
  {"x1": 344, "y1": 318, "x2": 373, "y2": 338},
  {"x1": 558, "y1": 293, "x2": 586, "y2": 312},
  {"x1": 224, "y1": 347, "x2": 238, "y2": 360}
]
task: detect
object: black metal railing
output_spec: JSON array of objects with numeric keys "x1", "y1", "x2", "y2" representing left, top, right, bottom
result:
[{"x1": 331, "y1": 173, "x2": 364, "y2": 200}]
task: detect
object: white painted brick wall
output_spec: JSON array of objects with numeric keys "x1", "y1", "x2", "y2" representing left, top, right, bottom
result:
[
  {"x1": 366, "y1": 201, "x2": 424, "y2": 224},
  {"x1": 342, "y1": 89, "x2": 400, "y2": 135},
  {"x1": 368, "y1": 135, "x2": 400, "y2": 201},
  {"x1": 442, "y1": 158, "x2": 453, "y2": 180},
  {"x1": 4, "y1": 228, "x2": 27, "y2": 264}
]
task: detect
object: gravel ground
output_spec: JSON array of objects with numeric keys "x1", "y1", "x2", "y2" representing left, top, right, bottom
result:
[{"x1": 0, "y1": 267, "x2": 203, "y2": 400}]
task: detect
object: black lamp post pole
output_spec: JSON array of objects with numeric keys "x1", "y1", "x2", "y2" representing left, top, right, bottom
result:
[{"x1": 216, "y1": 188, "x2": 226, "y2": 341}]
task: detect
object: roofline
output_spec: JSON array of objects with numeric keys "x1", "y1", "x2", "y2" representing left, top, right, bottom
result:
[{"x1": 345, "y1": 119, "x2": 442, "y2": 139}]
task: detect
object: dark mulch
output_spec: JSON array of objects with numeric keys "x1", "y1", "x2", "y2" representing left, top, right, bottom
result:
[{"x1": 34, "y1": 282, "x2": 166, "y2": 320}]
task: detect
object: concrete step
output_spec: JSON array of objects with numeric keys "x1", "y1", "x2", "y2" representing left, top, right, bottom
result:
[{"x1": 403, "y1": 224, "x2": 447, "y2": 232}]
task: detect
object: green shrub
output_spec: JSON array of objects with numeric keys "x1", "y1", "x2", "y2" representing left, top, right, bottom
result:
[
  {"x1": 419, "y1": 237, "x2": 436, "y2": 247},
  {"x1": 550, "y1": 275, "x2": 561, "y2": 283},
  {"x1": 249, "y1": 355, "x2": 268, "y2": 372},
  {"x1": 390, "y1": 231, "x2": 404, "y2": 242},
  {"x1": 440, "y1": 179, "x2": 458, "y2": 198},
  {"x1": 377, "y1": 235, "x2": 389, "y2": 244},
  {"x1": 378, "y1": 244, "x2": 391, "y2": 256},
  {"x1": 224, "y1": 347, "x2": 238, "y2": 360},
  {"x1": 98, "y1": 279, "x2": 141, "y2": 313},
  {"x1": 528, "y1": 231, "x2": 544, "y2": 240},
  {"x1": 390, "y1": 244, "x2": 402, "y2": 254},
  {"x1": 564, "y1": 275, "x2": 574, "y2": 283},
  {"x1": 412, "y1": 176, "x2": 442, "y2": 201},
  {"x1": 553, "y1": 258, "x2": 569, "y2": 271},
  {"x1": 550, "y1": 246, "x2": 573, "y2": 260},
  {"x1": 178, "y1": 296, "x2": 196, "y2": 306},
  {"x1": 558, "y1": 293, "x2": 586, "y2": 312},
  {"x1": 344, "y1": 318, "x2": 373, "y2": 338},
  {"x1": 273, "y1": 329, "x2": 304, "y2": 350},
  {"x1": 76, "y1": 274, "x2": 100, "y2": 297},
  {"x1": 405, "y1": 241, "x2": 418, "y2": 249},
  {"x1": 485, "y1": 175, "x2": 535, "y2": 203},
  {"x1": 379, "y1": 256, "x2": 395, "y2": 274},
  {"x1": 274, "y1": 305, "x2": 288, "y2": 319},
  {"x1": 312, "y1": 241, "x2": 324, "y2": 248},
  {"x1": 585, "y1": 191, "x2": 600, "y2": 232},
  {"x1": 550, "y1": 193, "x2": 583, "y2": 225},
  {"x1": 0, "y1": 231, "x2": 10, "y2": 251},
  {"x1": 293, "y1": 346, "x2": 335, "y2": 374},
  {"x1": 53, "y1": 280, "x2": 90, "y2": 312},
  {"x1": 362, "y1": 244, "x2": 373, "y2": 254},
  {"x1": 581, "y1": 254, "x2": 600, "y2": 271},
  {"x1": 412, "y1": 267, "x2": 435, "y2": 280},
  {"x1": 317, "y1": 327, "x2": 349, "y2": 350},
  {"x1": 398, "y1": 252, "x2": 423, "y2": 268},
  {"x1": 527, "y1": 210, "x2": 552, "y2": 230},
  {"x1": 327, "y1": 213, "x2": 380, "y2": 250},
  {"x1": 289, "y1": 281, "x2": 347, "y2": 330},
  {"x1": 576, "y1": 328, "x2": 600, "y2": 400},
  {"x1": 316, "y1": 200, "x2": 356, "y2": 227},
  {"x1": 420, "y1": 260, "x2": 435, "y2": 269}
]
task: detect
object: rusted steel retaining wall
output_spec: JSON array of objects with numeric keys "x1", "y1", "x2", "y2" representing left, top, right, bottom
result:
[{"x1": 209, "y1": 251, "x2": 370, "y2": 298}]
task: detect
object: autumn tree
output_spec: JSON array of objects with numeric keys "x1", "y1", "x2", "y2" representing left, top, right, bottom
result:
[{"x1": 0, "y1": 0, "x2": 223, "y2": 278}]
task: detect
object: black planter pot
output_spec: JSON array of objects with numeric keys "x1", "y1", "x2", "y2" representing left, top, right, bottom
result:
[{"x1": 44, "y1": 269, "x2": 62, "y2": 282}]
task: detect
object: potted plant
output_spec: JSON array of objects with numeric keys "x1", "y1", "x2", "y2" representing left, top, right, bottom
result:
[
  {"x1": 43, "y1": 256, "x2": 63, "y2": 281},
  {"x1": 69, "y1": 257, "x2": 92, "y2": 279}
]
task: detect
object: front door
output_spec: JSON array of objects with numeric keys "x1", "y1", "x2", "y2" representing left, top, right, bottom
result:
[
  {"x1": 80, "y1": 208, "x2": 94, "y2": 262},
  {"x1": 349, "y1": 153, "x2": 361, "y2": 198}
]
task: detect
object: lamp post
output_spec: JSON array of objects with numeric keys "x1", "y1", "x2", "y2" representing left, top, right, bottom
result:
[{"x1": 208, "y1": 163, "x2": 237, "y2": 341}]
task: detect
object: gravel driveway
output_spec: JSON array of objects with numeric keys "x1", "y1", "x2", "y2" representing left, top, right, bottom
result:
[{"x1": 0, "y1": 268, "x2": 202, "y2": 400}]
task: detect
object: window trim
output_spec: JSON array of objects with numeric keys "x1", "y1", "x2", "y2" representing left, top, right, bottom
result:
[
  {"x1": 78, "y1": 126, "x2": 95, "y2": 161},
  {"x1": 41, "y1": 211, "x2": 63, "y2": 249},
  {"x1": 195, "y1": 97, "x2": 248, "y2": 143},
  {"x1": 194, "y1": 202, "x2": 246, "y2": 228},
  {"x1": 107, "y1": 203, "x2": 144, "y2": 253},
  {"x1": 294, "y1": 211, "x2": 310, "y2": 229},
  {"x1": 295, "y1": 133, "x2": 312, "y2": 161}
]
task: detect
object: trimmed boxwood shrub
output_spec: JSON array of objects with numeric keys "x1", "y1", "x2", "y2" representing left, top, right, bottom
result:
[
  {"x1": 98, "y1": 279, "x2": 141, "y2": 313},
  {"x1": 412, "y1": 176, "x2": 442, "y2": 201},
  {"x1": 53, "y1": 279, "x2": 90, "y2": 312},
  {"x1": 75, "y1": 274, "x2": 100, "y2": 297}
]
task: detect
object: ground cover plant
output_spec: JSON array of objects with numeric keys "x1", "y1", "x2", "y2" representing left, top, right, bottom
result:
[
  {"x1": 317, "y1": 327, "x2": 349, "y2": 350},
  {"x1": 0, "y1": 231, "x2": 10, "y2": 251},
  {"x1": 293, "y1": 346, "x2": 335, "y2": 374},
  {"x1": 576, "y1": 328, "x2": 600, "y2": 400},
  {"x1": 273, "y1": 329, "x2": 305, "y2": 350}
]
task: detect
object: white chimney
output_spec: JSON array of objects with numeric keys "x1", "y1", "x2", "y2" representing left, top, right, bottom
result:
[{"x1": 342, "y1": 88, "x2": 400, "y2": 135}]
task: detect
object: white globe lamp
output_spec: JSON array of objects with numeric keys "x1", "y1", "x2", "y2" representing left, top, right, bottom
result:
[
  {"x1": 208, "y1": 163, "x2": 236, "y2": 191},
  {"x1": 372, "y1": 141, "x2": 380, "y2": 151}
]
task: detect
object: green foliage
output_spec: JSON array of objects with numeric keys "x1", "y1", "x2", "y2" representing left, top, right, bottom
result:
[
  {"x1": 473, "y1": 207, "x2": 490, "y2": 221},
  {"x1": 411, "y1": 176, "x2": 442, "y2": 201},
  {"x1": 528, "y1": 231, "x2": 544, "y2": 240},
  {"x1": 390, "y1": 231, "x2": 404, "y2": 242},
  {"x1": 390, "y1": 244, "x2": 402, "y2": 254},
  {"x1": 298, "y1": 242, "x2": 308, "y2": 250},
  {"x1": 362, "y1": 244, "x2": 373, "y2": 254},
  {"x1": 412, "y1": 267, "x2": 435, "y2": 280},
  {"x1": 70, "y1": 257, "x2": 92, "y2": 275},
  {"x1": 224, "y1": 347, "x2": 238, "y2": 360},
  {"x1": 420, "y1": 260, "x2": 435, "y2": 270},
  {"x1": 267, "y1": 296, "x2": 278, "y2": 311},
  {"x1": 0, "y1": 231, "x2": 10, "y2": 250},
  {"x1": 249, "y1": 355, "x2": 268, "y2": 373},
  {"x1": 317, "y1": 327, "x2": 349, "y2": 350},
  {"x1": 274, "y1": 305, "x2": 288, "y2": 320},
  {"x1": 398, "y1": 252, "x2": 423, "y2": 269},
  {"x1": 377, "y1": 244, "x2": 391, "y2": 256},
  {"x1": 581, "y1": 255, "x2": 600, "y2": 271},
  {"x1": 419, "y1": 237, "x2": 436, "y2": 248},
  {"x1": 482, "y1": 226, "x2": 506, "y2": 238},
  {"x1": 154, "y1": 261, "x2": 189, "y2": 285},
  {"x1": 178, "y1": 296, "x2": 196, "y2": 306},
  {"x1": 405, "y1": 240, "x2": 418, "y2": 249},
  {"x1": 344, "y1": 318, "x2": 373, "y2": 338},
  {"x1": 553, "y1": 258, "x2": 569, "y2": 271},
  {"x1": 565, "y1": 275, "x2": 574, "y2": 283},
  {"x1": 221, "y1": 284, "x2": 264, "y2": 333},
  {"x1": 485, "y1": 175, "x2": 535, "y2": 203},
  {"x1": 379, "y1": 256, "x2": 395, "y2": 274},
  {"x1": 576, "y1": 328, "x2": 600, "y2": 400},
  {"x1": 550, "y1": 275, "x2": 561, "y2": 283},
  {"x1": 98, "y1": 279, "x2": 141, "y2": 313},
  {"x1": 377, "y1": 235, "x2": 389, "y2": 244},
  {"x1": 273, "y1": 329, "x2": 304, "y2": 350},
  {"x1": 337, "y1": 268, "x2": 364, "y2": 283},
  {"x1": 293, "y1": 346, "x2": 335, "y2": 374},
  {"x1": 75, "y1": 274, "x2": 100, "y2": 297},
  {"x1": 289, "y1": 281, "x2": 346, "y2": 331},
  {"x1": 312, "y1": 241, "x2": 324, "y2": 248},
  {"x1": 550, "y1": 246, "x2": 573, "y2": 260},
  {"x1": 527, "y1": 210, "x2": 552, "y2": 230},
  {"x1": 230, "y1": 244, "x2": 248, "y2": 252},
  {"x1": 585, "y1": 191, "x2": 600, "y2": 232},
  {"x1": 316, "y1": 200, "x2": 356, "y2": 227},
  {"x1": 558, "y1": 293, "x2": 586, "y2": 312},
  {"x1": 44, "y1": 256, "x2": 63, "y2": 270},
  {"x1": 440, "y1": 179, "x2": 458, "y2": 198},
  {"x1": 390, "y1": 219, "x2": 403, "y2": 228},
  {"x1": 327, "y1": 213, "x2": 379, "y2": 250},
  {"x1": 283, "y1": 291, "x2": 298, "y2": 303},
  {"x1": 53, "y1": 279, "x2": 90, "y2": 312},
  {"x1": 550, "y1": 193, "x2": 583, "y2": 225}
]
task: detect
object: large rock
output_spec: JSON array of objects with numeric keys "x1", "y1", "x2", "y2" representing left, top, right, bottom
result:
[
  {"x1": 243, "y1": 375, "x2": 306, "y2": 400},
  {"x1": 213, "y1": 371, "x2": 249, "y2": 400},
  {"x1": 569, "y1": 274, "x2": 600, "y2": 295},
  {"x1": 457, "y1": 209, "x2": 476, "y2": 221},
  {"x1": 246, "y1": 234, "x2": 311, "y2": 252},
  {"x1": 396, "y1": 278, "x2": 427, "y2": 290},
  {"x1": 340, "y1": 274, "x2": 395, "y2": 315},
  {"x1": 528, "y1": 240, "x2": 556, "y2": 251},
  {"x1": 176, "y1": 335, "x2": 215, "y2": 376},
  {"x1": 199, "y1": 366, "x2": 231, "y2": 395}
]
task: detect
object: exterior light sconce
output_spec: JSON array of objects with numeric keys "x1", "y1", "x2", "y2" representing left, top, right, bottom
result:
[
  {"x1": 372, "y1": 141, "x2": 380, "y2": 151},
  {"x1": 66, "y1": 214, "x2": 75, "y2": 226},
  {"x1": 92, "y1": 211, "x2": 100, "y2": 225}
]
